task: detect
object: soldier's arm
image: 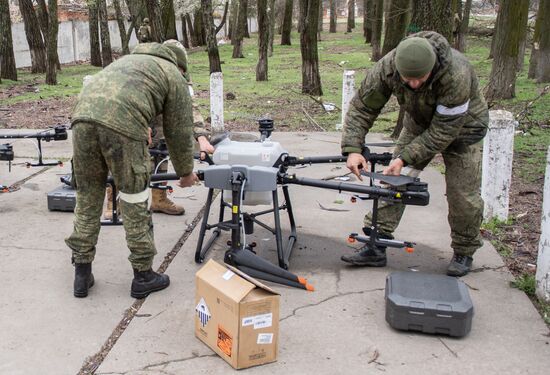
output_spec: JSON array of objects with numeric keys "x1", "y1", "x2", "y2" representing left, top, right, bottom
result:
[
  {"x1": 162, "y1": 72, "x2": 195, "y2": 177},
  {"x1": 341, "y1": 59, "x2": 392, "y2": 155},
  {"x1": 399, "y1": 74, "x2": 471, "y2": 166}
]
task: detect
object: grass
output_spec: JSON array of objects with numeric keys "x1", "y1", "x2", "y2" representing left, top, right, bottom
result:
[
  {"x1": 511, "y1": 273, "x2": 536, "y2": 296},
  {"x1": 481, "y1": 217, "x2": 515, "y2": 257}
]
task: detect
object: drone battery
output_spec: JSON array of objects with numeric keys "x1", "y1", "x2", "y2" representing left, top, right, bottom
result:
[
  {"x1": 47, "y1": 185, "x2": 77, "y2": 212},
  {"x1": 385, "y1": 271, "x2": 474, "y2": 337}
]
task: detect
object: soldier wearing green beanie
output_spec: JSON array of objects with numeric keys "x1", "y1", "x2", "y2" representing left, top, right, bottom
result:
[{"x1": 341, "y1": 31, "x2": 489, "y2": 277}]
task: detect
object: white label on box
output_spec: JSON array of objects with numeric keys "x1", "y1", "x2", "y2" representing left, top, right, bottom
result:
[
  {"x1": 261, "y1": 152, "x2": 271, "y2": 162},
  {"x1": 253, "y1": 313, "x2": 272, "y2": 329},
  {"x1": 222, "y1": 270, "x2": 235, "y2": 280},
  {"x1": 195, "y1": 297, "x2": 211, "y2": 327},
  {"x1": 242, "y1": 317, "x2": 254, "y2": 326},
  {"x1": 257, "y1": 333, "x2": 273, "y2": 344}
]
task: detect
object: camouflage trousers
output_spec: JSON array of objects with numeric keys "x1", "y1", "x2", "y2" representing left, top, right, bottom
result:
[
  {"x1": 364, "y1": 126, "x2": 484, "y2": 257},
  {"x1": 65, "y1": 122, "x2": 156, "y2": 271}
]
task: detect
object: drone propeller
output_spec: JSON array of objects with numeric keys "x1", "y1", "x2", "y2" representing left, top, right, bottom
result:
[{"x1": 361, "y1": 171, "x2": 416, "y2": 187}]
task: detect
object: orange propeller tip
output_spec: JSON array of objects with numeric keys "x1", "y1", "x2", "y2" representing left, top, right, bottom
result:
[
  {"x1": 297, "y1": 277, "x2": 307, "y2": 285},
  {"x1": 405, "y1": 247, "x2": 414, "y2": 253},
  {"x1": 306, "y1": 284, "x2": 315, "y2": 292}
]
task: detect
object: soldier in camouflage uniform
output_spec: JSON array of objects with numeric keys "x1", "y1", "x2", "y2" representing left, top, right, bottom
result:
[
  {"x1": 103, "y1": 40, "x2": 214, "y2": 218},
  {"x1": 341, "y1": 32, "x2": 489, "y2": 276},
  {"x1": 137, "y1": 18, "x2": 152, "y2": 43},
  {"x1": 66, "y1": 42, "x2": 197, "y2": 298}
]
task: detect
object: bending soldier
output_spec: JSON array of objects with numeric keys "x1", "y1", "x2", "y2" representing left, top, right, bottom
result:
[
  {"x1": 341, "y1": 32, "x2": 489, "y2": 277},
  {"x1": 66, "y1": 42, "x2": 197, "y2": 298},
  {"x1": 104, "y1": 40, "x2": 214, "y2": 219}
]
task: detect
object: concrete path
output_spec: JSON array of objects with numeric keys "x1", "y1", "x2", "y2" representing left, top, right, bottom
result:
[{"x1": 0, "y1": 131, "x2": 548, "y2": 375}]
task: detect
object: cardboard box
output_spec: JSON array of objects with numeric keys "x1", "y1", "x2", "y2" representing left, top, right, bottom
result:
[{"x1": 195, "y1": 259, "x2": 280, "y2": 369}]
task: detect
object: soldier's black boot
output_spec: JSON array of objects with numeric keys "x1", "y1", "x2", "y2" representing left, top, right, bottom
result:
[
  {"x1": 446, "y1": 253, "x2": 473, "y2": 277},
  {"x1": 74, "y1": 263, "x2": 94, "y2": 298},
  {"x1": 341, "y1": 245, "x2": 387, "y2": 266},
  {"x1": 131, "y1": 269, "x2": 170, "y2": 299}
]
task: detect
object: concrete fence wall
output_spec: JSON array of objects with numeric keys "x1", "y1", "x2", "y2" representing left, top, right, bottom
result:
[{"x1": 12, "y1": 18, "x2": 258, "y2": 69}]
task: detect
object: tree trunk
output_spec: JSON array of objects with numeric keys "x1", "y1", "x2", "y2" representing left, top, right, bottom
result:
[
  {"x1": 36, "y1": 0, "x2": 60, "y2": 69},
  {"x1": 281, "y1": 0, "x2": 293, "y2": 44},
  {"x1": 456, "y1": 0, "x2": 472, "y2": 52},
  {"x1": 201, "y1": 0, "x2": 222, "y2": 73},
  {"x1": 193, "y1": 7, "x2": 206, "y2": 46},
  {"x1": 229, "y1": 0, "x2": 239, "y2": 40},
  {"x1": 318, "y1": 0, "x2": 323, "y2": 32},
  {"x1": 364, "y1": 0, "x2": 372, "y2": 42},
  {"x1": 298, "y1": 0, "x2": 305, "y2": 33},
  {"x1": 19, "y1": 0, "x2": 47, "y2": 73},
  {"x1": 257, "y1": 0, "x2": 269, "y2": 80},
  {"x1": 146, "y1": 0, "x2": 164, "y2": 42},
  {"x1": 410, "y1": 0, "x2": 453, "y2": 41},
  {"x1": 232, "y1": 0, "x2": 247, "y2": 57},
  {"x1": 529, "y1": 0, "x2": 546, "y2": 79},
  {"x1": 160, "y1": 0, "x2": 177, "y2": 40},
  {"x1": 268, "y1": 0, "x2": 276, "y2": 56},
  {"x1": 535, "y1": 0, "x2": 550, "y2": 82},
  {"x1": 485, "y1": 0, "x2": 527, "y2": 101},
  {"x1": 371, "y1": 0, "x2": 383, "y2": 61},
  {"x1": 215, "y1": 1, "x2": 230, "y2": 35},
  {"x1": 489, "y1": 2, "x2": 502, "y2": 59},
  {"x1": 98, "y1": 0, "x2": 113, "y2": 67},
  {"x1": 45, "y1": 0, "x2": 58, "y2": 85},
  {"x1": 300, "y1": 0, "x2": 322, "y2": 95},
  {"x1": 185, "y1": 13, "x2": 197, "y2": 46},
  {"x1": 125, "y1": 0, "x2": 143, "y2": 39},
  {"x1": 243, "y1": 0, "x2": 250, "y2": 38},
  {"x1": 181, "y1": 13, "x2": 190, "y2": 48},
  {"x1": 113, "y1": 0, "x2": 130, "y2": 55},
  {"x1": 0, "y1": 0, "x2": 17, "y2": 80},
  {"x1": 347, "y1": 0, "x2": 355, "y2": 32},
  {"x1": 329, "y1": 0, "x2": 336, "y2": 32},
  {"x1": 516, "y1": 0, "x2": 529, "y2": 72},
  {"x1": 87, "y1": 0, "x2": 102, "y2": 66},
  {"x1": 381, "y1": 0, "x2": 410, "y2": 56}
]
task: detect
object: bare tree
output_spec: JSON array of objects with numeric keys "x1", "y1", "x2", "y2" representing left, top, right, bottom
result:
[
  {"x1": 0, "y1": 0, "x2": 17, "y2": 80},
  {"x1": 99, "y1": 0, "x2": 113, "y2": 67},
  {"x1": 381, "y1": 0, "x2": 410, "y2": 56},
  {"x1": 146, "y1": 0, "x2": 164, "y2": 42},
  {"x1": 347, "y1": 0, "x2": 355, "y2": 32},
  {"x1": 185, "y1": 13, "x2": 197, "y2": 46},
  {"x1": 201, "y1": 0, "x2": 222, "y2": 73},
  {"x1": 364, "y1": 0, "x2": 372, "y2": 42},
  {"x1": 516, "y1": 0, "x2": 529, "y2": 72},
  {"x1": 88, "y1": 0, "x2": 102, "y2": 66},
  {"x1": 257, "y1": 0, "x2": 269, "y2": 80},
  {"x1": 113, "y1": 0, "x2": 130, "y2": 55},
  {"x1": 529, "y1": 0, "x2": 546, "y2": 78},
  {"x1": 36, "y1": 0, "x2": 60, "y2": 69},
  {"x1": 370, "y1": 0, "x2": 383, "y2": 61},
  {"x1": 233, "y1": 0, "x2": 247, "y2": 57},
  {"x1": 329, "y1": 0, "x2": 336, "y2": 32},
  {"x1": 45, "y1": 0, "x2": 58, "y2": 85},
  {"x1": 410, "y1": 0, "x2": 454, "y2": 41},
  {"x1": 161, "y1": 0, "x2": 177, "y2": 40},
  {"x1": 485, "y1": 0, "x2": 529, "y2": 100},
  {"x1": 242, "y1": 0, "x2": 250, "y2": 38},
  {"x1": 193, "y1": 7, "x2": 206, "y2": 46},
  {"x1": 455, "y1": 0, "x2": 472, "y2": 52},
  {"x1": 281, "y1": 0, "x2": 293, "y2": 44},
  {"x1": 534, "y1": 0, "x2": 550, "y2": 82},
  {"x1": 268, "y1": 0, "x2": 276, "y2": 55},
  {"x1": 19, "y1": 0, "x2": 47, "y2": 73},
  {"x1": 300, "y1": 0, "x2": 322, "y2": 95},
  {"x1": 125, "y1": 0, "x2": 144, "y2": 39},
  {"x1": 318, "y1": 0, "x2": 323, "y2": 33},
  {"x1": 181, "y1": 13, "x2": 190, "y2": 48}
]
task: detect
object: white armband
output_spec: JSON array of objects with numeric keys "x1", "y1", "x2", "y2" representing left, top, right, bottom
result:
[{"x1": 436, "y1": 100, "x2": 469, "y2": 116}]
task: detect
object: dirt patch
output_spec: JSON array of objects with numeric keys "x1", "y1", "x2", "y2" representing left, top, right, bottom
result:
[{"x1": 0, "y1": 97, "x2": 75, "y2": 129}]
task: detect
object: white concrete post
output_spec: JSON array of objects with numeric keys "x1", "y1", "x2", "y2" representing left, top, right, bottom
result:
[
  {"x1": 337, "y1": 70, "x2": 355, "y2": 130},
  {"x1": 536, "y1": 147, "x2": 550, "y2": 302},
  {"x1": 210, "y1": 72, "x2": 224, "y2": 133},
  {"x1": 481, "y1": 110, "x2": 516, "y2": 221}
]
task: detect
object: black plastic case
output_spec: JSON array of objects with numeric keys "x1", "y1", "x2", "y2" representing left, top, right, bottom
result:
[
  {"x1": 47, "y1": 185, "x2": 76, "y2": 212},
  {"x1": 385, "y1": 271, "x2": 474, "y2": 337}
]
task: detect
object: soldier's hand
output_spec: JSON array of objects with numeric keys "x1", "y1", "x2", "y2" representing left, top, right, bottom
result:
[
  {"x1": 383, "y1": 158, "x2": 404, "y2": 176},
  {"x1": 178, "y1": 173, "x2": 199, "y2": 188},
  {"x1": 346, "y1": 153, "x2": 368, "y2": 181},
  {"x1": 147, "y1": 128, "x2": 153, "y2": 146},
  {"x1": 197, "y1": 136, "x2": 215, "y2": 160}
]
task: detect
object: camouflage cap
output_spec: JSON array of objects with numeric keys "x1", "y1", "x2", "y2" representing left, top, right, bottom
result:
[
  {"x1": 395, "y1": 37, "x2": 436, "y2": 78},
  {"x1": 162, "y1": 40, "x2": 188, "y2": 73},
  {"x1": 143, "y1": 18, "x2": 149, "y2": 24}
]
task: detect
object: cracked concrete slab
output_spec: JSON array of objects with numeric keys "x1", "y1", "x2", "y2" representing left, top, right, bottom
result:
[{"x1": 1, "y1": 132, "x2": 549, "y2": 375}]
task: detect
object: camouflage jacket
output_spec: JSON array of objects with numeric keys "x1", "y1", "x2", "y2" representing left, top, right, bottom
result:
[
  {"x1": 72, "y1": 43, "x2": 195, "y2": 177},
  {"x1": 342, "y1": 31, "x2": 489, "y2": 166}
]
